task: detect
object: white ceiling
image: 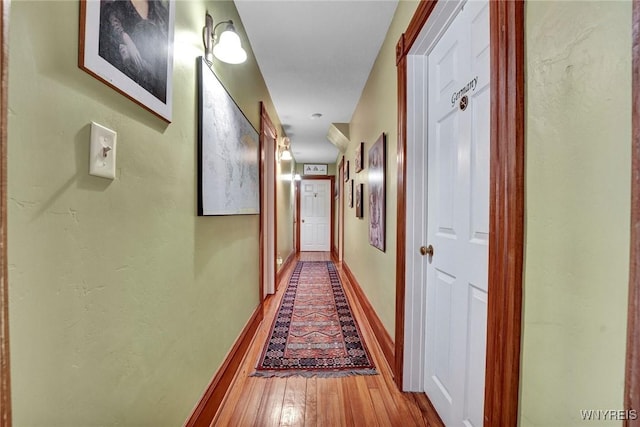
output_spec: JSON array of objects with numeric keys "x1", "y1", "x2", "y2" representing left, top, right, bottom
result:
[{"x1": 234, "y1": 0, "x2": 399, "y2": 164}]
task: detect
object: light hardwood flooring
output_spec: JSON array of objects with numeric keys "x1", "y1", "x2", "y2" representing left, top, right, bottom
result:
[{"x1": 211, "y1": 252, "x2": 441, "y2": 427}]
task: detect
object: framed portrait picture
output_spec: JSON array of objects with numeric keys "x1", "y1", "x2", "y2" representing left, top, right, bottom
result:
[
  {"x1": 355, "y1": 142, "x2": 364, "y2": 173},
  {"x1": 368, "y1": 133, "x2": 386, "y2": 251},
  {"x1": 348, "y1": 179, "x2": 354, "y2": 208},
  {"x1": 79, "y1": 0, "x2": 176, "y2": 122},
  {"x1": 344, "y1": 160, "x2": 350, "y2": 182},
  {"x1": 355, "y1": 183, "x2": 364, "y2": 218}
]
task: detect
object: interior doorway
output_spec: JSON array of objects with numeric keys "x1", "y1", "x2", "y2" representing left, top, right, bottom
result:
[
  {"x1": 260, "y1": 104, "x2": 277, "y2": 298},
  {"x1": 299, "y1": 179, "x2": 331, "y2": 252},
  {"x1": 295, "y1": 176, "x2": 334, "y2": 253},
  {"x1": 396, "y1": 2, "x2": 525, "y2": 426},
  {"x1": 405, "y1": 2, "x2": 491, "y2": 424}
]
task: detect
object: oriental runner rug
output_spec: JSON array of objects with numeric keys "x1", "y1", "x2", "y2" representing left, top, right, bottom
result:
[{"x1": 252, "y1": 261, "x2": 377, "y2": 378}]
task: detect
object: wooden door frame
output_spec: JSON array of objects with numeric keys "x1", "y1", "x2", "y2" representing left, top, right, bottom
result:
[
  {"x1": 338, "y1": 157, "x2": 345, "y2": 261},
  {"x1": 0, "y1": 0, "x2": 10, "y2": 425},
  {"x1": 394, "y1": 2, "x2": 524, "y2": 426},
  {"x1": 259, "y1": 103, "x2": 277, "y2": 301},
  {"x1": 295, "y1": 176, "x2": 335, "y2": 253},
  {"x1": 626, "y1": 1, "x2": 640, "y2": 424}
]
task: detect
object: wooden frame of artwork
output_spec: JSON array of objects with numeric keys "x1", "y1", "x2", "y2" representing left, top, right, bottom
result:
[
  {"x1": 197, "y1": 58, "x2": 260, "y2": 216},
  {"x1": 344, "y1": 160, "x2": 350, "y2": 182},
  {"x1": 78, "y1": 0, "x2": 175, "y2": 122},
  {"x1": 355, "y1": 183, "x2": 364, "y2": 218},
  {"x1": 355, "y1": 142, "x2": 364, "y2": 173},
  {"x1": 368, "y1": 134, "x2": 386, "y2": 252}
]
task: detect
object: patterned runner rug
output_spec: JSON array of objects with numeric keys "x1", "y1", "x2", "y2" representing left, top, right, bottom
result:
[{"x1": 252, "y1": 261, "x2": 377, "y2": 378}]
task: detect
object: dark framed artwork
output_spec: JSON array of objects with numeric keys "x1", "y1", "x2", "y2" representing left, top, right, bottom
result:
[
  {"x1": 355, "y1": 183, "x2": 364, "y2": 218},
  {"x1": 368, "y1": 133, "x2": 386, "y2": 251},
  {"x1": 344, "y1": 160, "x2": 350, "y2": 182},
  {"x1": 197, "y1": 57, "x2": 259, "y2": 215},
  {"x1": 355, "y1": 142, "x2": 364, "y2": 173},
  {"x1": 79, "y1": 0, "x2": 175, "y2": 122},
  {"x1": 348, "y1": 179, "x2": 354, "y2": 208}
]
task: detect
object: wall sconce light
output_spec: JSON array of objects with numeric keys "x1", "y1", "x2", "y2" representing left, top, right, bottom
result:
[
  {"x1": 203, "y1": 12, "x2": 247, "y2": 64},
  {"x1": 278, "y1": 136, "x2": 292, "y2": 163}
]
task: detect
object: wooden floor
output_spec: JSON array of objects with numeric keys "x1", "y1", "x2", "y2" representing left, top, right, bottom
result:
[{"x1": 212, "y1": 252, "x2": 441, "y2": 427}]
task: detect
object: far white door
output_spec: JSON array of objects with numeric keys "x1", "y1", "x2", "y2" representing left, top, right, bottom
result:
[
  {"x1": 424, "y1": 1, "x2": 490, "y2": 426},
  {"x1": 300, "y1": 179, "x2": 331, "y2": 252}
]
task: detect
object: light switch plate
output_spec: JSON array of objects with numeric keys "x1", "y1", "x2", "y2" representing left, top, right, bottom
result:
[{"x1": 89, "y1": 122, "x2": 117, "y2": 179}]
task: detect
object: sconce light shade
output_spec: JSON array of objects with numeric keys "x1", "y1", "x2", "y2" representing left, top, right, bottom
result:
[
  {"x1": 203, "y1": 13, "x2": 247, "y2": 65},
  {"x1": 278, "y1": 136, "x2": 293, "y2": 163},
  {"x1": 213, "y1": 23, "x2": 247, "y2": 64},
  {"x1": 280, "y1": 149, "x2": 292, "y2": 161}
]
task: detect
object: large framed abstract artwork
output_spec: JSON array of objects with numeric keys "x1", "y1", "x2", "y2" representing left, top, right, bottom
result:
[
  {"x1": 368, "y1": 133, "x2": 386, "y2": 251},
  {"x1": 79, "y1": 0, "x2": 176, "y2": 122},
  {"x1": 197, "y1": 57, "x2": 260, "y2": 216}
]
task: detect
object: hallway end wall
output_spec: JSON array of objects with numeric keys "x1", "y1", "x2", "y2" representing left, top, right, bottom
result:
[{"x1": 7, "y1": 1, "x2": 283, "y2": 425}]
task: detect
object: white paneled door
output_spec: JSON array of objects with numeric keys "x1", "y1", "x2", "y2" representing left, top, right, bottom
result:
[
  {"x1": 424, "y1": 1, "x2": 490, "y2": 426},
  {"x1": 300, "y1": 179, "x2": 331, "y2": 252}
]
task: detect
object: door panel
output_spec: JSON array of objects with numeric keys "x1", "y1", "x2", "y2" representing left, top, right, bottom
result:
[
  {"x1": 300, "y1": 180, "x2": 331, "y2": 251},
  {"x1": 463, "y1": 285, "x2": 487, "y2": 427},
  {"x1": 424, "y1": 1, "x2": 490, "y2": 425},
  {"x1": 425, "y1": 9, "x2": 463, "y2": 418}
]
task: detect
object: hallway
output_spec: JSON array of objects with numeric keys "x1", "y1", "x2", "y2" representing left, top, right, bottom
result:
[{"x1": 212, "y1": 252, "x2": 441, "y2": 427}]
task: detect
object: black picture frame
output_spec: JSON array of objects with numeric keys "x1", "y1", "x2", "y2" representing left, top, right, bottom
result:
[
  {"x1": 355, "y1": 183, "x2": 364, "y2": 218},
  {"x1": 197, "y1": 58, "x2": 260, "y2": 216},
  {"x1": 355, "y1": 142, "x2": 364, "y2": 173},
  {"x1": 348, "y1": 179, "x2": 354, "y2": 208}
]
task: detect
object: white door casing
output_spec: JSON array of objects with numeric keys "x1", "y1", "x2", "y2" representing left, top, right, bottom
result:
[
  {"x1": 423, "y1": 1, "x2": 490, "y2": 426},
  {"x1": 262, "y1": 118, "x2": 276, "y2": 297},
  {"x1": 300, "y1": 179, "x2": 331, "y2": 252}
]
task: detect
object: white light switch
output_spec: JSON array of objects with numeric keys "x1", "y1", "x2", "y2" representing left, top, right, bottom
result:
[{"x1": 89, "y1": 122, "x2": 117, "y2": 179}]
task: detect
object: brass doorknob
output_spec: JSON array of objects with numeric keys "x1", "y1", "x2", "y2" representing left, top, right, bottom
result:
[{"x1": 420, "y1": 245, "x2": 434, "y2": 256}]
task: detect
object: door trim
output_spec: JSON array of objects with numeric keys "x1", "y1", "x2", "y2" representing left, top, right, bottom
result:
[
  {"x1": 395, "y1": 2, "x2": 524, "y2": 426},
  {"x1": 625, "y1": 1, "x2": 640, "y2": 423},
  {"x1": 0, "y1": 0, "x2": 11, "y2": 425},
  {"x1": 337, "y1": 157, "x2": 344, "y2": 261},
  {"x1": 259, "y1": 103, "x2": 277, "y2": 301},
  {"x1": 295, "y1": 176, "x2": 335, "y2": 253}
]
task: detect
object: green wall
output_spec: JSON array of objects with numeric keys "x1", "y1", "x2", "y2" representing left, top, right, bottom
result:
[
  {"x1": 6, "y1": 0, "x2": 633, "y2": 425},
  {"x1": 343, "y1": 0, "x2": 419, "y2": 340},
  {"x1": 520, "y1": 2, "x2": 631, "y2": 425},
  {"x1": 7, "y1": 1, "x2": 286, "y2": 425}
]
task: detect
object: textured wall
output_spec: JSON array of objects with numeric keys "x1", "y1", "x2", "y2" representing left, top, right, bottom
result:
[
  {"x1": 344, "y1": 0, "x2": 419, "y2": 340},
  {"x1": 520, "y1": 2, "x2": 631, "y2": 425},
  {"x1": 7, "y1": 1, "x2": 282, "y2": 425}
]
